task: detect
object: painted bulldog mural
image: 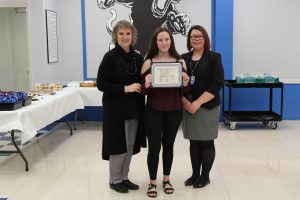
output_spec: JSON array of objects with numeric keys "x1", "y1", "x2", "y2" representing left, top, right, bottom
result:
[{"x1": 97, "y1": 0, "x2": 192, "y2": 56}]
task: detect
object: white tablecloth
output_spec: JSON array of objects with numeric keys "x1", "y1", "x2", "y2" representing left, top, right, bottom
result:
[
  {"x1": 0, "y1": 88, "x2": 84, "y2": 144},
  {"x1": 76, "y1": 87, "x2": 103, "y2": 106}
]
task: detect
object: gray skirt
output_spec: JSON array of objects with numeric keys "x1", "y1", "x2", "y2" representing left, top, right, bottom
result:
[{"x1": 182, "y1": 105, "x2": 220, "y2": 141}]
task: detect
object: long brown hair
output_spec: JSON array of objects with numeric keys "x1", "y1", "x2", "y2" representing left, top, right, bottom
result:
[
  {"x1": 145, "y1": 27, "x2": 180, "y2": 60},
  {"x1": 186, "y1": 25, "x2": 210, "y2": 52}
]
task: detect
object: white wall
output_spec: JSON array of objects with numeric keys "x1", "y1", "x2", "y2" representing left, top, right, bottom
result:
[
  {"x1": 27, "y1": 0, "x2": 60, "y2": 85},
  {"x1": 0, "y1": 7, "x2": 29, "y2": 91},
  {"x1": 0, "y1": 0, "x2": 83, "y2": 88},
  {"x1": 11, "y1": 7, "x2": 29, "y2": 90},
  {"x1": 55, "y1": 0, "x2": 83, "y2": 82},
  {"x1": 27, "y1": 0, "x2": 47, "y2": 85},
  {"x1": 233, "y1": 0, "x2": 300, "y2": 83},
  {"x1": 27, "y1": 0, "x2": 83, "y2": 85},
  {"x1": 0, "y1": 8, "x2": 13, "y2": 90}
]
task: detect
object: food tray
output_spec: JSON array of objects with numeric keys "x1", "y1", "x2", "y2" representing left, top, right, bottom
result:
[
  {"x1": 0, "y1": 100, "x2": 23, "y2": 111},
  {"x1": 22, "y1": 96, "x2": 32, "y2": 106}
]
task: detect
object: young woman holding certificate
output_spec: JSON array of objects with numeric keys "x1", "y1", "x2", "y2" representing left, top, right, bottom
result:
[{"x1": 141, "y1": 27, "x2": 189, "y2": 198}]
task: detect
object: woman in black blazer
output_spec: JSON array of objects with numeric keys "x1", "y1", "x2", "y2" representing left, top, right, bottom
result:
[{"x1": 181, "y1": 25, "x2": 224, "y2": 188}]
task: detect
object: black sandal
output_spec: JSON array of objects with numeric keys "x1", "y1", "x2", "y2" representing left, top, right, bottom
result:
[
  {"x1": 147, "y1": 183, "x2": 157, "y2": 198},
  {"x1": 162, "y1": 180, "x2": 174, "y2": 194}
]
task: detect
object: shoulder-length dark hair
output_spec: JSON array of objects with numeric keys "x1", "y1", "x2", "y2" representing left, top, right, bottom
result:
[
  {"x1": 145, "y1": 27, "x2": 180, "y2": 60},
  {"x1": 186, "y1": 25, "x2": 210, "y2": 52}
]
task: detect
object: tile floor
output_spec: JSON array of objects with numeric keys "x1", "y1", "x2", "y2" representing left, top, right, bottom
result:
[{"x1": 1, "y1": 121, "x2": 300, "y2": 200}]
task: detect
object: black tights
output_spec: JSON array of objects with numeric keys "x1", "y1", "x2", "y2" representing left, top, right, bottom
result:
[
  {"x1": 145, "y1": 105, "x2": 182, "y2": 180},
  {"x1": 189, "y1": 140, "x2": 215, "y2": 179}
]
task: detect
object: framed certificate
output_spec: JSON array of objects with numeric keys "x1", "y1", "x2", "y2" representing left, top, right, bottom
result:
[
  {"x1": 151, "y1": 62, "x2": 182, "y2": 88},
  {"x1": 45, "y1": 10, "x2": 58, "y2": 63}
]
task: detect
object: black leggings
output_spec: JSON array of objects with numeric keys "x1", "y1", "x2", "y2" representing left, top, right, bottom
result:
[
  {"x1": 145, "y1": 104, "x2": 182, "y2": 180},
  {"x1": 189, "y1": 140, "x2": 215, "y2": 179}
]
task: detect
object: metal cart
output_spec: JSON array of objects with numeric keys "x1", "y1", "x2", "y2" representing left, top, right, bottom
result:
[{"x1": 222, "y1": 80, "x2": 284, "y2": 130}]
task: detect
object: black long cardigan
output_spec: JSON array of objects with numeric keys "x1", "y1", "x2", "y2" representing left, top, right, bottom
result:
[{"x1": 96, "y1": 45, "x2": 146, "y2": 160}]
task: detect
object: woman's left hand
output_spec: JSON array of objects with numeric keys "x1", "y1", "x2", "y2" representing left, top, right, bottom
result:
[
  {"x1": 182, "y1": 72, "x2": 189, "y2": 87},
  {"x1": 187, "y1": 99, "x2": 202, "y2": 114},
  {"x1": 182, "y1": 96, "x2": 191, "y2": 110}
]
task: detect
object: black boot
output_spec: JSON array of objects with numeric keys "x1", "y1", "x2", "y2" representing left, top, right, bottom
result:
[
  {"x1": 193, "y1": 176, "x2": 210, "y2": 188},
  {"x1": 122, "y1": 179, "x2": 139, "y2": 190},
  {"x1": 184, "y1": 175, "x2": 200, "y2": 186},
  {"x1": 110, "y1": 182, "x2": 129, "y2": 193}
]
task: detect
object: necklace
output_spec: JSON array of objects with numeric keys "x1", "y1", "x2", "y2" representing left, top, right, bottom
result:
[
  {"x1": 189, "y1": 56, "x2": 201, "y2": 85},
  {"x1": 126, "y1": 57, "x2": 137, "y2": 75},
  {"x1": 189, "y1": 59, "x2": 200, "y2": 76}
]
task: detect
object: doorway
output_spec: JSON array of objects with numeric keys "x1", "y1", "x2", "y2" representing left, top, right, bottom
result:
[{"x1": 0, "y1": 7, "x2": 30, "y2": 91}]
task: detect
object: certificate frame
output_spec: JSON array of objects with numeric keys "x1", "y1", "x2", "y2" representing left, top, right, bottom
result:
[
  {"x1": 45, "y1": 10, "x2": 58, "y2": 63},
  {"x1": 151, "y1": 62, "x2": 182, "y2": 88}
]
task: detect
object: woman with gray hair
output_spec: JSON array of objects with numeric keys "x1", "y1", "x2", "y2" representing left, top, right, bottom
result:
[{"x1": 97, "y1": 20, "x2": 146, "y2": 194}]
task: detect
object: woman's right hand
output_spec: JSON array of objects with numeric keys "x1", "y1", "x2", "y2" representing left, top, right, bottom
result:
[
  {"x1": 125, "y1": 83, "x2": 141, "y2": 93},
  {"x1": 144, "y1": 74, "x2": 152, "y2": 89}
]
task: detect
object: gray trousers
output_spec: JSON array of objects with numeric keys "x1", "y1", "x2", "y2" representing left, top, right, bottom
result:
[{"x1": 109, "y1": 119, "x2": 138, "y2": 184}]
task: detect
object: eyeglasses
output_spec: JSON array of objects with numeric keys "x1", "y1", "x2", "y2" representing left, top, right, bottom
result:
[{"x1": 190, "y1": 35, "x2": 204, "y2": 40}]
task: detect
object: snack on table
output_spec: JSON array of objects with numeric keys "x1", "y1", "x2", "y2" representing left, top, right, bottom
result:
[
  {"x1": 29, "y1": 92, "x2": 39, "y2": 101},
  {"x1": 41, "y1": 83, "x2": 49, "y2": 89},
  {"x1": 49, "y1": 83, "x2": 63, "y2": 91},
  {"x1": 80, "y1": 80, "x2": 96, "y2": 87},
  {"x1": 34, "y1": 82, "x2": 62, "y2": 95},
  {"x1": 35, "y1": 83, "x2": 43, "y2": 91}
]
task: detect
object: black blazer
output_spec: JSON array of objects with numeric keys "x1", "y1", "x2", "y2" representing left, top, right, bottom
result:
[{"x1": 181, "y1": 51, "x2": 224, "y2": 109}]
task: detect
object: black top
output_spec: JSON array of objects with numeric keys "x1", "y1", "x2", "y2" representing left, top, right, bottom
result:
[
  {"x1": 96, "y1": 44, "x2": 146, "y2": 160},
  {"x1": 97, "y1": 44, "x2": 144, "y2": 119},
  {"x1": 181, "y1": 51, "x2": 224, "y2": 109}
]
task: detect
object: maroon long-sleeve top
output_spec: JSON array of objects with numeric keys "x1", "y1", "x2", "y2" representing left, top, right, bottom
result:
[{"x1": 141, "y1": 68, "x2": 189, "y2": 111}]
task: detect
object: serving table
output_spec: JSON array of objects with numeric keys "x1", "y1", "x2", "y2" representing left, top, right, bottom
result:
[{"x1": 0, "y1": 88, "x2": 84, "y2": 171}]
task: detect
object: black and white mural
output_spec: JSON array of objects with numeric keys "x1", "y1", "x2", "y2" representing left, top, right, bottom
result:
[
  {"x1": 97, "y1": 0, "x2": 191, "y2": 55},
  {"x1": 83, "y1": 0, "x2": 211, "y2": 79}
]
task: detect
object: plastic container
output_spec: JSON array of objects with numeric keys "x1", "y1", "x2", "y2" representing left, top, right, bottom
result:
[
  {"x1": 236, "y1": 74, "x2": 245, "y2": 83},
  {"x1": 244, "y1": 74, "x2": 256, "y2": 83},
  {"x1": 22, "y1": 96, "x2": 32, "y2": 107},
  {"x1": 0, "y1": 100, "x2": 23, "y2": 111}
]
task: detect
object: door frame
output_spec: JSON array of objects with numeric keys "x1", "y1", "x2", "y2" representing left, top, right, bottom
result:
[{"x1": 0, "y1": 0, "x2": 32, "y2": 90}]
